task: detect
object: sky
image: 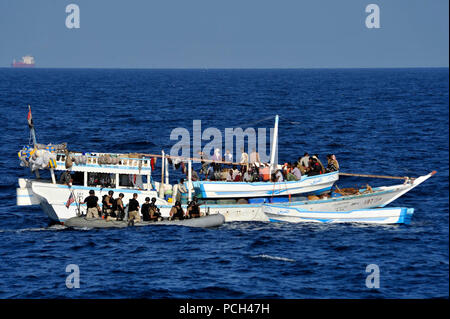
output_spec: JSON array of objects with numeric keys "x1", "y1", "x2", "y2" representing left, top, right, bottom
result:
[{"x1": 0, "y1": 0, "x2": 448, "y2": 68}]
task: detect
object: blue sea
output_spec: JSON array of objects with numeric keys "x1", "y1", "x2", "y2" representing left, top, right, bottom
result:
[{"x1": 0, "y1": 68, "x2": 448, "y2": 298}]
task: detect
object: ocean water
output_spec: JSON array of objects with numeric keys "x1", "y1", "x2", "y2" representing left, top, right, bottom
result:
[{"x1": 0, "y1": 68, "x2": 448, "y2": 298}]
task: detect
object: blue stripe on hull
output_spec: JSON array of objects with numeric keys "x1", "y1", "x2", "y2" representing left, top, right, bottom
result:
[
  {"x1": 193, "y1": 171, "x2": 339, "y2": 186},
  {"x1": 56, "y1": 184, "x2": 149, "y2": 194},
  {"x1": 198, "y1": 185, "x2": 333, "y2": 198},
  {"x1": 396, "y1": 208, "x2": 414, "y2": 224}
]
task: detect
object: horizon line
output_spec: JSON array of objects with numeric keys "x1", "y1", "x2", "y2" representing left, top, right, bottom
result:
[{"x1": 1, "y1": 66, "x2": 449, "y2": 70}]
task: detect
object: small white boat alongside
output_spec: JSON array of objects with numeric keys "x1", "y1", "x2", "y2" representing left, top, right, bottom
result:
[
  {"x1": 260, "y1": 171, "x2": 435, "y2": 224},
  {"x1": 263, "y1": 205, "x2": 415, "y2": 224},
  {"x1": 263, "y1": 171, "x2": 435, "y2": 212}
]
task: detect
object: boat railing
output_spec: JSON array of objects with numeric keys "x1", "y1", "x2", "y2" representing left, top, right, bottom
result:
[{"x1": 54, "y1": 152, "x2": 152, "y2": 169}]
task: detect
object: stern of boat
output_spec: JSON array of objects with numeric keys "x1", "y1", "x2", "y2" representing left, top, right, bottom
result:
[{"x1": 16, "y1": 178, "x2": 40, "y2": 206}]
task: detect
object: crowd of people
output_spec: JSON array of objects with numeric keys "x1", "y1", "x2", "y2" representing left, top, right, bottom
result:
[
  {"x1": 80, "y1": 190, "x2": 202, "y2": 222},
  {"x1": 185, "y1": 150, "x2": 340, "y2": 183}
]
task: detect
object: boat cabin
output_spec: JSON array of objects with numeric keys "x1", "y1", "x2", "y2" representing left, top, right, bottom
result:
[{"x1": 51, "y1": 151, "x2": 156, "y2": 191}]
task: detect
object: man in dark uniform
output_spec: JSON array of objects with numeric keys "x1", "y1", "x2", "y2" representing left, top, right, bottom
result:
[
  {"x1": 81, "y1": 190, "x2": 100, "y2": 218},
  {"x1": 186, "y1": 196, "x2": 201, "y2": 218},
  {"x1": 169, "y1": 201, "x2": 184, "y2": 220},
  {"x1": 149, "y1": 197, "x2": 162, "y2": 221},
  {"x1": 102, "y1": 190, "x2": 114, "y2": 218},
  {"x1": 128, "y1": 193, "x2": 140, "y2": 222},
  {"x1": 113, "y1": 193, "x2": 125, "y2": 221},
  {"x1": 141, "y1": 197, "x2": 151, "y2": 221}
]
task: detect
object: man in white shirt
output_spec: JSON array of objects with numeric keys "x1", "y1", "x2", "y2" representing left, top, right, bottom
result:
[
  {"x1": 176, "y1": 178, "x2": 187, "y2": 202},
  {"x1": 224, "y1": 149, "x2": 233, "y2": 163},
  {"x1": 240, "y1": 148, "x2": 248, "y2": 165},
  {"x1": 211, "y1": 148, "x2": 222, "y2": 162},
  {"x1": 300, "y1": 152, "x2": 310, "y2": 168},
  {"x1": 249, "y1": 148, "x2": 260, "y2": 164}
]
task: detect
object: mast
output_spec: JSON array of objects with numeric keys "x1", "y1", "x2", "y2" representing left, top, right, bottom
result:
[
  {"x1": 27, "y1": 105, "x2": 40, "y2": 178},
  {"x1": 159, "y1": 150, "x2": 165, "y2": 198},
  {"x1": 188, "y1": 159, "x2": 192, "y2": 202},
  {"x1": 269, "y1": 115, "x2": 279, "y2": 176},
  {"x1": 165, "y1": 157, "x2": 169, "y2": 185}
]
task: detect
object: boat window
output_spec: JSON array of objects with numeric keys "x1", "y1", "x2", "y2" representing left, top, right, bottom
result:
[
  {"x1": 88, "y1": 173, "x2": 115, "y2": 188},
  {"x1": 119, "y1": 174, "x2": 134, "y2": 187},
  {"x1": 119, "y1": 174, "x2": 147, "y2": 189},
  {"x1": 71, "y1": 171, "x2": 84, "y2": 186}
]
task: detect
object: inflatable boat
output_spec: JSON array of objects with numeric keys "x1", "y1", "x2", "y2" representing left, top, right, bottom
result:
[{"x1": 64, "y1": 214, "x2": 225, "y2": 229}]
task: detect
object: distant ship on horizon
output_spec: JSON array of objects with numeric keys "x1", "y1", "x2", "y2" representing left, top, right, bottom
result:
[{"x1": 12, "y1": 55, "x2": 35, "y2": 68}]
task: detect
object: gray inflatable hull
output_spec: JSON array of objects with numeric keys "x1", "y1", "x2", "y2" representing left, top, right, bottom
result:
[{"x1": 64, "y1": 214, "x2": 225, "y2": 229}]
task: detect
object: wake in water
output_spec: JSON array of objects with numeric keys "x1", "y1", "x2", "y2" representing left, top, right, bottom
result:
[
  {"x1": 251, "y1": 254, "x2": 296, "y2": 263},
  {"x1": 0, "y1": 224, "x2": 66, "y2": 233}
]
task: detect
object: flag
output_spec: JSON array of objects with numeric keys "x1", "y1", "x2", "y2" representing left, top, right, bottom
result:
[
  {"x1": 66, "y1": 192, "x2": 75, "y2": 208},
  {"x1": 27, "y1": 105, "x2": 33, "y2": 128},
  {"x1": 150, "y1": 157, "x2": 155, "y2": 171}
]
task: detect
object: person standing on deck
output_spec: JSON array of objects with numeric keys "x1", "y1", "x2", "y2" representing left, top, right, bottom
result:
[
  {"x1": 81, "y1": 190, "x2": 100, "y2": 218},
  {"x1": 128, "y1": 193, "x2": 140, "y2": 222},
  {"x1": 59, "y1": 169, "x2": 72, "y2": 185},
  {"x1": 211, "y1": 148, "x2": 222, "y2": 172},
  {"x1": 240, "y1": 148, "x2": 249, "y2": 167},
  {"x1": 176, "y1": 178, "x2": 187, "y2": 202},
  {"x1": 198, "y1": 151, "x2": 209, "y2": 176},
  {"x1": 141, "y1": 197, "x2": 151, "y2": 221},
  {"x1": 300, "y1": 152, "x2": 310, "y2": 174},
  {"x1": 224, "y1": 149, "x2": 233, "y2": 164},
  {"x1": 249, "y1": 148, "x2": 261, "y2": 165},
  {"x1": 211, "y1": 148, "x2": 221, "y2": 162}
]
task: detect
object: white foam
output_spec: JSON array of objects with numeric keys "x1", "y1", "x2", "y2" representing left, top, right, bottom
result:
[
  {"x1": 0, "y1": 225, "x2": 66, "y2": 233},
  {"x1": 251, "y1": 254, "x2": 296, "y2": 262}
]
